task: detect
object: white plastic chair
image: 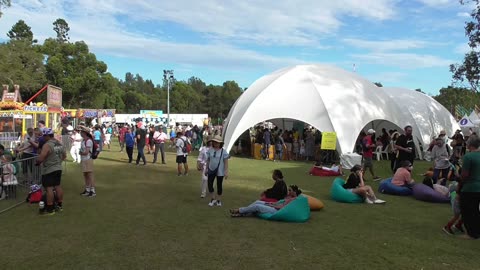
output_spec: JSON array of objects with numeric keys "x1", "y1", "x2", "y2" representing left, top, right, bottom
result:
[{"x1": 374, "y1": 146, "x2": 387, "y2": 160}]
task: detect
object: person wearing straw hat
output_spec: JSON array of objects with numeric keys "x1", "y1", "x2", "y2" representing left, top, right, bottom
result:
[
  {"x1": 77, "y1": 125, "x2": 97, "y2": 197},
  {"x1": 205, "y1": 135, "x2": 230, "y2": 207},
  {"x1": 197, "y1": 136, "x2": 213, "y2": 198}
]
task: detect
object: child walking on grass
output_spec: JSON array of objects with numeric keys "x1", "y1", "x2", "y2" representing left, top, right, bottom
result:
[{"x1": 443, "y1": 182, "x2": 464, "y2": 235}]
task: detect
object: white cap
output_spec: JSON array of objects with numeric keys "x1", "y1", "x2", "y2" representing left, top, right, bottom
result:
[{"x1": 367, "y1": 129, "x2": 375, "y2": 134}]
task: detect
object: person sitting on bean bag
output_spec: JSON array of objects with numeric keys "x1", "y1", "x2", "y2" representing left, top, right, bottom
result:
[
  {"x1": 422, "y1": 176, "x2": 449, "y2": 197},
  {"x1": 230, "y1": 185, "x2": 302, "y2": 217},
  {"x1": 343, "y1": 165, "x2": 386, "y2": 204},
  {"x1": 309, "y1": 161, "x2": 343, "y2": 176},
  {"x1": 392, "y1": 160, "x2": 415, "y2": 188},
  {"x1": 260, "y1": 169, "x2": 288, "y2": 202}
]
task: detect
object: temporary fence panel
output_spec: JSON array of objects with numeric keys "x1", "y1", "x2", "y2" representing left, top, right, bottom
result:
[{"x1": 0, "y1": 155, "x2": 42, "y2": 214}]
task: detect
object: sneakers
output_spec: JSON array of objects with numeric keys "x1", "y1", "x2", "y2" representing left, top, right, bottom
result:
[
  {"x1": 443, "y1": 226, "x2": 455, "y2": 235},
  {"x1": 87, "y1": 191, "x2": 96, "y2": 197},
  {"x1": 365, "y1": 198, "x2": 374, "y2": 204},
  {"x1": 216, "y1": 201, "x2": 222, "y2": 207},
  {"x1": 200, "y1": 194, "x2": 206, "y2": 198},
  {"x1": 39, "y1": 211, "x2": 55, "y2": 216},
  {"x1": 455, "y1": 224, "x2": 465, "y2": 233},
  {"x1": 374, "y1": 199, "x2": 386, "y2": 204},
  {"x1": 208, "y1": 199, "x2": 217, "y2": 207},
  {"x1": 80, "y1": 190, "x2": 89, "y2": 196}
]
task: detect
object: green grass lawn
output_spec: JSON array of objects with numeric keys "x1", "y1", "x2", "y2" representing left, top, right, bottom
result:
[{"x1": 2, "y1": 143, "x2": 479, "y2": 270}]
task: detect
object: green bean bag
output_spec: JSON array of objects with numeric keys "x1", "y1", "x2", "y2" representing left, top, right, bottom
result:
[
  {"x1": 330, "y1": 177, "x2": 364, "y2": 203},
  {"x1": 257, "y1": 195, "x2": 310, "y2": 223}
]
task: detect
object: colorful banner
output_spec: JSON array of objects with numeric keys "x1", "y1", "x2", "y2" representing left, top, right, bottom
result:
[
  {"x1": 140, "y1": 110, "x2": 163, "y2": 118},
  {"x1": 77, "y1": 109, "x2": 98, "y2": 118},
  {"x1": 321, "y1": 132, "x2": 337, "y2": 150}
]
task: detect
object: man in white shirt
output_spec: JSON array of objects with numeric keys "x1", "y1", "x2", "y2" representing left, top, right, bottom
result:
[
  {"x1": 70, "y1": 129, "x2": 83, "y2": 163},
  {"x1": 175, "y1": 132, "x2": 189, "y2": 176},
  {"x1": 153, "y1": 126, "x2": 168, "y2": 164}
]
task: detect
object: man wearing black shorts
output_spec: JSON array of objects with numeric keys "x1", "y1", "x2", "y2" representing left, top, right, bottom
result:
[
  {"x1": 36, "y1": 128, "x2": 66, "y2": 215},
  {"x1": 175, "y1": 132, "x2": 189, "y2": 176}
]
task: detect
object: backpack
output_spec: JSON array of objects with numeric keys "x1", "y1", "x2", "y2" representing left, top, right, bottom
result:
[
  {"x1": 88, "y1": 139, "x2": 100, "y2": 159},
  {"x1": 180, "y1": 138, "x2": 191, "y2": 154}
]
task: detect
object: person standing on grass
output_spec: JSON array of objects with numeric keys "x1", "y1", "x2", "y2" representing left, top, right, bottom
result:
[
  {"x1": 118, "y1": 125, "x2": 127, "y2": 153},
  {"x1": 362, "y1": 129, "x2": 381, "y2": 181},
  {"x1": 458, "y1": 136, "x2": 480, "y2": 239},
  {"x1": 431, "y1": 137, "x2": 450, "y2": 185},
  {"x1": 35, "y1": 128, "x2": 66, "y2": 215},
  {"x1": 175, "y1": 132, "x2": 189, "y2": 176},
  {"x1": 153, "y1": 126, "x2": 168, "y2": 164},
  {"x1": 197, "y1": 136, "x2": 212, "y2": 198},
  {"x1": 395, "y1": 125, "x2": 415, "y2": 171},
  {"x1": 125, "y1": 126, "x2": 135, "y2": 163},
  {"x1": 205, "y1": 135, "x2": 229, "y2": 207},
  {"x1": 93, "y1": 126, "x2": 102, "y2": 152},
  {"x1": 69, "y1": 129, "x2": 82, "y2": 163},
  {"x1": 78, "y1": 126, "x2": 96, "y2": 197},
  {"x1": 136, "y1": 122, "x2": 147, "y2": 166}
]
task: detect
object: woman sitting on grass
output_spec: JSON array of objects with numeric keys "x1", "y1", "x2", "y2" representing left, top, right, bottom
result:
[
  {"x1": 260, "y1": 169, "x2": 287, "y2": 201},
  {"x1": 230, "y1": 185, "x2": 302, "y2": 217},
  {"x1": 343, "y1": 165, "x2": 386, "y2": 204}
]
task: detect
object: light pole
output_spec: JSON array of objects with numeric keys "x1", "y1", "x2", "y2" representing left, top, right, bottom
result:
[{"x1": 163, "y1": 70, "x2": 174, "y2": 129}]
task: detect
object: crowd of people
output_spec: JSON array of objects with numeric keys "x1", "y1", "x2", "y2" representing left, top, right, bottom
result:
[
  {"x1": 253, "y1": 126, "x2": 334, "y2": 162},
  {"x1": 2, "y1": 119, "x2": 479, "y2": 241}
]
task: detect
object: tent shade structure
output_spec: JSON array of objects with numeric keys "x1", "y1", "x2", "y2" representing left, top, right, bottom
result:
[{"x1": 222, "y1": 64, "x2": 460, "y2": 157}]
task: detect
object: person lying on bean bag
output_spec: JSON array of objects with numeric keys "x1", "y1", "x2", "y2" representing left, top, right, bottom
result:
[
  {"x1": 260, "y1": 169, "x2": 288, "y2": 202},
  {"x1": 422, "y1": 176, "x2": 449, "y2": 197},
  {"x1": 309, "y1": 161, "x2": 343, "y2": 176},
  {"x1": 230, "y1": 185, "x2": 302, "y2": 217},
  {"x1": 342, "y1": 165, "x2": 386, "y2": 204}
]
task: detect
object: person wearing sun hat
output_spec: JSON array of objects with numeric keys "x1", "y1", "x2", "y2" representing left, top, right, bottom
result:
[
  {"x1": 205, "y1": 135, "x2": 230, "y2": 207},
  {"x1": 77, "y1": 125, "x2": 97, "y2": 197},
  {"x1": 197, "y1": 136, "x2": 213, "y2": 198},
  {"x1": 35, "y1": 128, "x2": 67, "y2": 215}
]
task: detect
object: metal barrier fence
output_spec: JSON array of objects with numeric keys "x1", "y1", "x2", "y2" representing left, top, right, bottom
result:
[
  {"x1": 0, "y1": 132, "x2": 22, "y2": 150},
  {"x1": 0, "y1": 155, "x2": 42, "y2": 214}
]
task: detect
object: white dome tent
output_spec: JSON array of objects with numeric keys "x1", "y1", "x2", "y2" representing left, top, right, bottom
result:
[
  {"x1": 382, "y1": 87, "x2": 460, "y2": 157},
  {"x1": 222, "y1": 64, "x2": 460, "y2": 159}
]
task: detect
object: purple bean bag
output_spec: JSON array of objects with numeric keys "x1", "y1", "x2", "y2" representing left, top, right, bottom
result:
[
  {"x1": 412, "y1": 184, "x2": 450, "y2": 203},
  {"x1": 378, "y1": 178, "x2": 413, "y2": 196}
]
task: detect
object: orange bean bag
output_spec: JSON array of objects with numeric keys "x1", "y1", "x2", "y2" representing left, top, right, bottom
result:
[{"x1": 303, "y1": 194, "x2": 324, "y2": 210}]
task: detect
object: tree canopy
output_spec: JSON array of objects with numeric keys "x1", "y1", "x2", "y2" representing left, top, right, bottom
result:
[
  {"x1": 0, "y1": 0, "x2": 10, "y2": 18},
  {"x1": 0, "y1": 18, "x2": 243, "y2": 118},
  {"x1": 451, "y1": 0, "x2": 480, "y2": 91}
]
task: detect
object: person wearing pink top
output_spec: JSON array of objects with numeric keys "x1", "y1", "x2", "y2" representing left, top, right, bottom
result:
[{"x1": 391, "y1": 160, "x2": 415, "y2": 187}]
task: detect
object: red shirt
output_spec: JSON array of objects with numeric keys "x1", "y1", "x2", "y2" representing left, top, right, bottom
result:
[
  {"x1": 363, "y1": 135, "x2": 374, "y2": 158},
  {"x1": 119, "y1": 127, "x2": 127, "y2": 142}
]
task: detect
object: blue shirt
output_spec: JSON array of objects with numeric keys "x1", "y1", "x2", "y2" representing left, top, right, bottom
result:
[
  {"x1": 207, "y1": 148, "x2": 229, "y2": 176},
  {"x1": 125, "y1": 132, "x2": 135, "y2": 147},
  {"x1": 94, "y1": 130, "x2": 101, "y2": 141}
]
